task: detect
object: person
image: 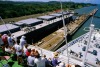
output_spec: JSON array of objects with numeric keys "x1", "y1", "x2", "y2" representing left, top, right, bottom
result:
[
  {"x1": 11, "y1": 35, "x2": 17, "y2": 44},
  {"x1": 34, "y1": 50, "x2": 46, "y2": 67},
  {"x1": 23, "y1": 44, "x2": 28, "y2": 56},
  {"x1": 14, "y1": 41, "x2": 23, "y2": 64},
  {"x1": 5, "y1": 45, "x2": 11, "y2": 53},
  {"x1": 66, "y1": 64, "x2": 71, "y2": 67},
  {"x1": 43, "y1": 55, "x2": 49, "y2": 67},
  {"x1": 2, "y1": 34, "x2": 8, "y2": 45},
  {"x1": 7, "y1": 34, "x2": 14, "y2": 47},
  {"x1": 52, "y1": 52, "x2": 60, "y2": 67},
  {"x1": 48, "y1": 58, "x2": 53, "y2": 67},
  {"x1": 0, "y1": 34, "x2": 4, "y2": 46},
  {"x1": 56, "y1": 62, "x2": 65, "y2": 67},
  {"x1": 26, "y1": 49, "x2": 31, "y2": 57},
  {"x1": 31, "y1": 49, "x2": 35, "y2": 56},
  {"x1": 20, "y1": 36, "x2": 26, "y2": 49},
  {"x1": 27, "y1": 52, "x2": 36, "y2": 67}
]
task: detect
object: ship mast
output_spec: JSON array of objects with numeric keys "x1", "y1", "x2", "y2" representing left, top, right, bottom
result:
[
  {"x1": 82, "y1": 24, "x2": 94, "y2": 67},
  {"x1": 0, "y1": 16, "x2": 11, "y2": 34},
  {"x1": 82, "y1": 6, "x2": 96, "y2": 67},
  {"x1": 59, "y1": 0, "x2": 69, "y2": 64}
]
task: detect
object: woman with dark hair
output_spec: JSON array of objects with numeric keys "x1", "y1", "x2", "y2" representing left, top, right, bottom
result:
[
  {"x1": 34, "y1": 50, "x2": 46, "y2": 67},
  {"x1": 27, "y1": 51, "x2": 35, "y2": 67}
]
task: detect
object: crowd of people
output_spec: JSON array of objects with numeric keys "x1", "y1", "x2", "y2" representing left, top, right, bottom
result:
[{"x1": 0, "y1": 33, "x2": 81, "y2": 67}]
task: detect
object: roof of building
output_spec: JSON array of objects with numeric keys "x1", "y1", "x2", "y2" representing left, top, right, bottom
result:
[
  {"x1": 14, "y1": 22, "x2": 25, "y2": 26},
  {"x1": 49, "y1": 13, "x2": 62, "y2": 17},
  {"x1": 37, "y1": 15, "x2": 56, "y2": 20},
  {"x1": 14, "y1": 18, "x2": 43, "y2": 26},
  {"x1": 0, "y1": 24, "x2": 19, "y2": 33},
  {"x1": 58, "y1": 11, "x2": 69, "y2": 15}
]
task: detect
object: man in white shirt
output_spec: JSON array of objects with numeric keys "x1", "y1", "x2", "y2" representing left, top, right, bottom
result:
[
  {"x1": 11, "y1": 35, "x2": 17, "y2": 43},
  {"x1": 20, "y1": 36, "x2": 26, "y2": 49},
  {"x1": 7, "y1": 34, "x2": 13, "y2": 47},
  {"x1": 13, "y1": 42, "x2": 22, "y2": 56},
  {"x1": 14, "y1": 41, "x2": 23, "y2": 65},
  {"x1": 27, "y1": 54, "x2": 35, "y2": 67}
]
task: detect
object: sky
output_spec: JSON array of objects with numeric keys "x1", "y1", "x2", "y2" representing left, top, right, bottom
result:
[{"x1": 2, "y1": 0, "x2": 100, "y2": 4}]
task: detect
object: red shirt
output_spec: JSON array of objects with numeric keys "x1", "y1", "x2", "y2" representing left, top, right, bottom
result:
[{"x1": 26, "y1": 50, "x2": 30, "y2": 56}]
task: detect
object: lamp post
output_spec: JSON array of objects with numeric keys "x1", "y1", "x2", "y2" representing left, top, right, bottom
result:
[{"x1": 59, "y1": 0, "x2": 69, "y2": 64}]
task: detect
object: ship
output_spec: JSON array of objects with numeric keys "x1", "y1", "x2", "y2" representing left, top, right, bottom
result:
[
  {"x1": 27, "y1": 23, "x2": 100, "y2": 67},
  {"x1": 56, "y1": 24, "x2": 100, "y2": 67}
]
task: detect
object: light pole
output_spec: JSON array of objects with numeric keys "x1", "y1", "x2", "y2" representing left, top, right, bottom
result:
[{"x1": 59, "y1": 0, "x2": 69, "y2": 64}]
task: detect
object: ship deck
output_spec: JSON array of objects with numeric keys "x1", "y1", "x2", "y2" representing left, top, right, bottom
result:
[
  {"x1": 28, "y1": 45, "x2": 83, "y2": 66},
  {"x1": 57, "y1": 30, "x2": 100, "y2": 67}
]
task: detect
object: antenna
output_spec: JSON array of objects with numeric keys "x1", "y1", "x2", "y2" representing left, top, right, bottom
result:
[
  {"x1": 59, "y1": 0, "x2": 69, "y2": 64},
  {"x1": 0, "y1": 16, "x2": 11, "y2": 34}
]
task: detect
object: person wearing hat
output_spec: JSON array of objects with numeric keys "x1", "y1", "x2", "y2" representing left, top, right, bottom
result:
[
  {"x1": 52, "y1": 52, "x2": 61, "y2": 67},
  {"x1": 19, "y1": 36, "x2": 27, "y2": 49}
]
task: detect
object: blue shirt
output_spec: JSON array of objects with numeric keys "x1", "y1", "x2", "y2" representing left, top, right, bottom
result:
[{"x1": 52, "y1": 58, "x2": 58, "y2": 66}]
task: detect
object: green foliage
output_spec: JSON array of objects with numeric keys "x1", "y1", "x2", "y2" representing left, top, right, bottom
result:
[{"x1": 0, "y1": 1, "x2": 94, "y2": 19}]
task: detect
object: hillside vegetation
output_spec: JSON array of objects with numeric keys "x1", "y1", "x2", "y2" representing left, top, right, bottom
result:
[{"x1": 0, "y1": 1, "x2": 94, "y2": 19}]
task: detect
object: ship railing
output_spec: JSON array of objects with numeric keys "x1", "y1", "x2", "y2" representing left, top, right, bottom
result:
[
  {"x1": 69, "y1": 54, "x2": 99, "y2": 67},
  {"x1": 56, "y1": 32, "x2": 89, "y2": 53}
]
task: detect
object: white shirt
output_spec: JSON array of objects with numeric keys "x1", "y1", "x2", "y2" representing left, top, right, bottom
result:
[
  {"x1": 12, "y1": 35, "x2": 17, "y2": 42},
  {"x1": 27, "y1": 56, "x2": 35, "y2": 66},
  {"x1": 13, "y1": 44, "x2": 19, "y2": 50},
  {"x1": 14, "y1": 44, "x2": 22, "y2": 56},
  {"x1": 5, "y1": 47, "x2": 11, "y2": 53},
  {"x1": 23, "y1": 46, "x2": 27, "y2": 55},
  {"x1": 34, "y1": 57, "x2": 46, "y2": 67},
  {"x1": 7, "y1": 36, "x2": 13, "y2": 46},
  {"x1": 20, "y1": 38, "x2": 26, "y2": 49}
]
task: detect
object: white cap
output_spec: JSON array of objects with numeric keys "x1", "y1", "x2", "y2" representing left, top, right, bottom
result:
[{"x1": 21, "y1": 36, "x2": 25, "y2": 39}]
